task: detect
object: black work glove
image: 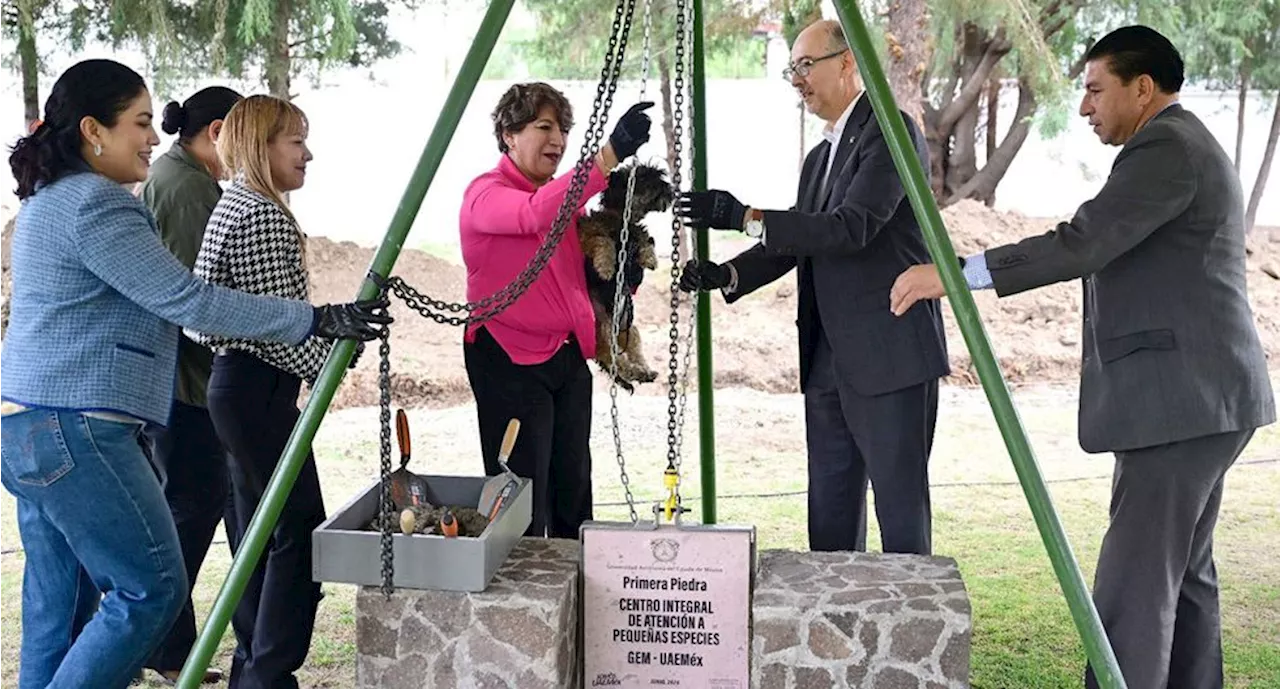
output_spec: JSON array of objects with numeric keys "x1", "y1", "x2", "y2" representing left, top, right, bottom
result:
[
  {"x1": 312, "y1": 298, "x2": 393, "y2": 341},
  {"x1": 674, "y1": 190, "x2": 746, "y2": 231},
  {"x1": 679, "y1": 260, "x2": 732, "y2": 293},
  {"x1": 609, "y1": 101, "x2": 654, "y2": 160}
]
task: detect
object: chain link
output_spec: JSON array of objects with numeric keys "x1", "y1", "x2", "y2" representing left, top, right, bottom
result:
[
  {"x1": 607, "y1": 0, "x2": 652, "y2": 525},
  {"x1": 374, "y1": 0, "x2": 638, "y2": 594},
  {"x1": 377, "y1": 311, "x2": 395, "y2": 598},
  {"x1": 663, "y1": 0, "x2": 690, "y2": 514},
  {"x1": 672, "y1": 9, "x2": 698, "y2": 480}
]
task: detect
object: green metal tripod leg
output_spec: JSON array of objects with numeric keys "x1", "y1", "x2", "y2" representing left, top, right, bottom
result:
[
  {"x1": 691, "y1": 0, "x2": 716, "y2": 525},
  {"x1": 173, "y1": 1, "x2": 517, "y2": 685},
  {"x1": 827, "y1": 2, "x2": 1127, "y2": 687}
]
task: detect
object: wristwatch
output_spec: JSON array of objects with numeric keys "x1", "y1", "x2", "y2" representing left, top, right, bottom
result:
[{"x1": 744, "y1": 208, "x2": 764, "y2": 239}]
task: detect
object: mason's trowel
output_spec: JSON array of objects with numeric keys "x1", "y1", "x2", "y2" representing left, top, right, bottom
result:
[
  {"x1": 478, "y1": 418, "x2": 522, "y2": 520},
  {"x1": 388, "y1": 408, "x2": 442, "y2": 510}
]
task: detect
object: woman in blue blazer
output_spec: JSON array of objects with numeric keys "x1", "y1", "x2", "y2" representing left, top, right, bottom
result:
[{"x1": 0, "y1": 59, "x2": 391, "y2": 689}]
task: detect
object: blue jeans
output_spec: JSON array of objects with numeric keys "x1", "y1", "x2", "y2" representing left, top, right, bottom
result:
[{"x1": 1, "y1": 409, "x2": 187, "y2": 689}]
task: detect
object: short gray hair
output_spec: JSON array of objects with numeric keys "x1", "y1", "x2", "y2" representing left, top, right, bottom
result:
[{"x1": 824, "y1": 20, "x2": 848, "y2": 53}]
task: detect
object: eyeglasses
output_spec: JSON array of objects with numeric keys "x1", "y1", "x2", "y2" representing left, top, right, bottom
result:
[{"x1": 781, "y1": 49, "x2": 848, "y2": 81}]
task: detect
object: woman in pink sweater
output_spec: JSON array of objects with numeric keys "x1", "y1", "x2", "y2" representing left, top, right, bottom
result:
[{"x1": 460, "y1": 83, "x2": 652, "y2": 537}]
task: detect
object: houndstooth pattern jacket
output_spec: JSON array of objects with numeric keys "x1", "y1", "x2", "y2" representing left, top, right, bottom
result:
[{"x1": 188, "y1": 181, "x2": 331, "y2": 383}]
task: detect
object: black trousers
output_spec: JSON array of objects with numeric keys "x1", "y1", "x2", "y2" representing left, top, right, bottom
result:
[
  {"x1": 208, "y1": 351, "x2": 325, "y2": 689},
  {"x1": 1086, "y1": 428, "x2": 1254, "y2": 689},
  {"x1": 141, "y1": 400, "x2": 235, "y2": 672},
  {"x1": 464, "y1": 327, "x2": 593, "y2": 538},
  {"x1": 802, "y1": 331, "x2": 938, "y2": 554}
]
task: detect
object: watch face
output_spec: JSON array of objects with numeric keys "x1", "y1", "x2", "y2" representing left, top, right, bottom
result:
[{"x1": 745, "y1": 221, "x2": 762, "y2": 239}]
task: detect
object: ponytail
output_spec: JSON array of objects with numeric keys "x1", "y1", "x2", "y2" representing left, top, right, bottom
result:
[{"x1": 8, "y1": 120, "x2": 86, "y2": 200}]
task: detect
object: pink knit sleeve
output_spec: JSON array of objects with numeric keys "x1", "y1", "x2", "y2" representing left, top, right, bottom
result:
[{"x1": 463, "y1": 163, "x2": 608, "y2": 237}]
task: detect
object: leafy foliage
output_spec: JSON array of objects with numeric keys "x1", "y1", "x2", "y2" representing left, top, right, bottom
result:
[{"x1": 516, "y1": 0, "x2": 767, "y2": 80}]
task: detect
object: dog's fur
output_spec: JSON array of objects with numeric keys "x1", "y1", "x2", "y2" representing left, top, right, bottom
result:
[{"x1": 577, "y1": 161, "x2": 674, "y2": 391}]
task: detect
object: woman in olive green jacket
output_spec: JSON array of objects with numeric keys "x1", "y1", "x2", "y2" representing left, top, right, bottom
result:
[{"x1": 136, "y1": 85, "x2": 242, "y2": 686}]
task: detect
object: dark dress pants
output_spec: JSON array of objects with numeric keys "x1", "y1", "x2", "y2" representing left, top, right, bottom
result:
[
  {"x1": 464, "y1": 327, "x2": 594, "y2": 538},
  {"x1": 208, "y1": 350, "x2": 325, "y2": 689},
  {"x1": 802, "y1": 331, "x2": 937, "y2": 554},
  {"x1": 1086, "y1": 429, "x2": 1254, "y2": 689}
]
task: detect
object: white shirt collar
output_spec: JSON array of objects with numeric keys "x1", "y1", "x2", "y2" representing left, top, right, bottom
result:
[{"x1": 821, "y1": 90, "x2": 864, "y2": 146}]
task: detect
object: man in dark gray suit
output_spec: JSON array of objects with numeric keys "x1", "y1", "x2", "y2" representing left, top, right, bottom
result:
[
  {"x1": 890, "y1": 25, "x2": 1275, "y2": 689},
  {"x1": 677, "y1": 19, "x2": 949, "y2": 556}
]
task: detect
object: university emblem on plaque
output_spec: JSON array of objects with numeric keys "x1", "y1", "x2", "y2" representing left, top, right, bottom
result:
[{"x1": 650, "y1": 538, "x2": 679, "y2": 562}]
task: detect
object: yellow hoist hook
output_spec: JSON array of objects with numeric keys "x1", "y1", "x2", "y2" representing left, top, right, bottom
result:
[{"x1": 662, "y1": 464, "x2": 680, "y2": 522}]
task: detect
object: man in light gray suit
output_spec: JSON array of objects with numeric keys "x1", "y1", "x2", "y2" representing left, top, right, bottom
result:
[{"x1": 889, "y1": 25, "x2": 1274, "y2": 689}]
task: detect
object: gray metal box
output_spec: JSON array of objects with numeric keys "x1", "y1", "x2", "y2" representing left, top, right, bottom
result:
[{"x1": 312, "y1": 475, "x2": 533, "y2": 592}]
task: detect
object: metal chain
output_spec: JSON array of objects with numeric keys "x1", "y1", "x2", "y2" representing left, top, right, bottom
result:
[
  {"x1": 381, "y1": 0, "x2": 638, "y2": 329},
  {"x1": 374, "y1": 0, "x2": 638, "y2": 594},
  {"x1": 608, "y1": 0, "x2": 652, "y2": 525},
  {"x1": 377, "y1": 312, "x2": 395, "y2": 598},
  {"x1": 672, "y1": 10, "x2": 698, "y2": 477},
  {"x1": 664, "y1": 0, "x2": 690, "y2": 509}
]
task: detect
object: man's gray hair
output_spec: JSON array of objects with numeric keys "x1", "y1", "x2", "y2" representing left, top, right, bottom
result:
[{"x1": 825, "y1": 21, "x2": 849, "y2": 53}]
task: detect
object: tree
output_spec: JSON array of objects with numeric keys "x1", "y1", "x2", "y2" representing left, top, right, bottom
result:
[
  {"x1": 917, "y1": 0, "x2": 1104, "y2": 207},
  {"x1": 519, "y1": 0, "x2": 766, "y2": 177},
  {"x1": 2, "y1": 0, "x2": 46, "y2": 129},
  {"x1": 880, "y1": 0, "x2": 933, "y2": 129},
  {"x1": 1180, "y1": 0, "x2": 1280, "y2": 232},
  {"x1": 2, "y1": 0, "x2": 184, "y2": 128},
  {"x1": 1178, "y1": 0, "x2": 1267, "y2": 168},
  {"x1": 98, "y1": 0, "x2": 412, "y2": 100}
]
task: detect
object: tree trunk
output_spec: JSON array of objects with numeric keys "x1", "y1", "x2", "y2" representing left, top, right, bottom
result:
[
  {"x1": 945, "y1": 103, "x2": 979, "y2": 197},
  {"x1": 882, "y1": 0, "x2": 931, "y2": 129},
  {"x1": 266, "y1": 0, "x2": 293, "y2": 99},
  {"x1": 927, "y1": 22, "x2": 1010, "y2": 202},
  {"x1": 16, "y1": 0, "x2": 39, "y2": 129},
  {"x1": 1245, "y1": 90, "x2": 1279, "y2": 235},
  {"x1": 947, "y1": 78, "x2": 1037, "y2": 205},
  {"x1": 658, "y1": 52, "x2": 677, "y2": 175},
  {"x1": 1235, "y1": 61, "x2": 1251, "y2": 173},
  {"x1": 985, "y1": 78, "x2": 999, "y2": 159},
  {"x1": 924, "y1": 107, "x2": 946, "y2": 199},
  {"x1": 983, "y1": 77, "x2": 999, "y2": 206}
]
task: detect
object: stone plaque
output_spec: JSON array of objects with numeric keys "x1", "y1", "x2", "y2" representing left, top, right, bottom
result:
[{"x1": 582, "y1": 524, "x2": 754, "y2": 689}]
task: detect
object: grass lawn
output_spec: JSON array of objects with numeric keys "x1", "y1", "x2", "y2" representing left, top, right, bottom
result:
[{"x1": 2, "y1": 383, "x2": 1278, "y2": 687}]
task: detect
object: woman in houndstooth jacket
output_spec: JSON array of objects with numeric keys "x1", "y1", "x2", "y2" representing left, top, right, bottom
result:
[{"x1": 186, "y1": 94, "x2": 332, "y2": 689}]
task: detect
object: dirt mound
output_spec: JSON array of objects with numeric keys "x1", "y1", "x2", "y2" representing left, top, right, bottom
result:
[
  {"x1": 3, "y1": 201, "x2": 1277, "y2": 409},
  {"x1": 938, "y1": 201, "x2": 1280, "y2": 384},
  {"x1": 307, "y1": 201, "x2": 1280, "y2": 409}
]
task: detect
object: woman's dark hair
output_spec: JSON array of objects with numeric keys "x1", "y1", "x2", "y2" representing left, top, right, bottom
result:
[
  {"x1": 8, "y1": 59, "x2": 147, "y2": 199},
  {"x1": 491, "y1": 82, "x2": 574, "y2": 153},
  {"x1": 162, "y1": 86, "x2": 243, "y2": 142}
]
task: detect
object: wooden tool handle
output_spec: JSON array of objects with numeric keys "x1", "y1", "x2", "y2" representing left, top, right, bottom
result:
[
  {"x1": 499, "y1": 418, "x2": 521, "y2": 461},
  {"x1": 396, "y1": 409, "x2": 410, "y2": 461}
]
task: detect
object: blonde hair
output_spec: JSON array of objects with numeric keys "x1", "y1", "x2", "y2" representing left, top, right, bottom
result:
[{"x1": 217, "y1": 94, "x2": 310, "y2": 262}]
